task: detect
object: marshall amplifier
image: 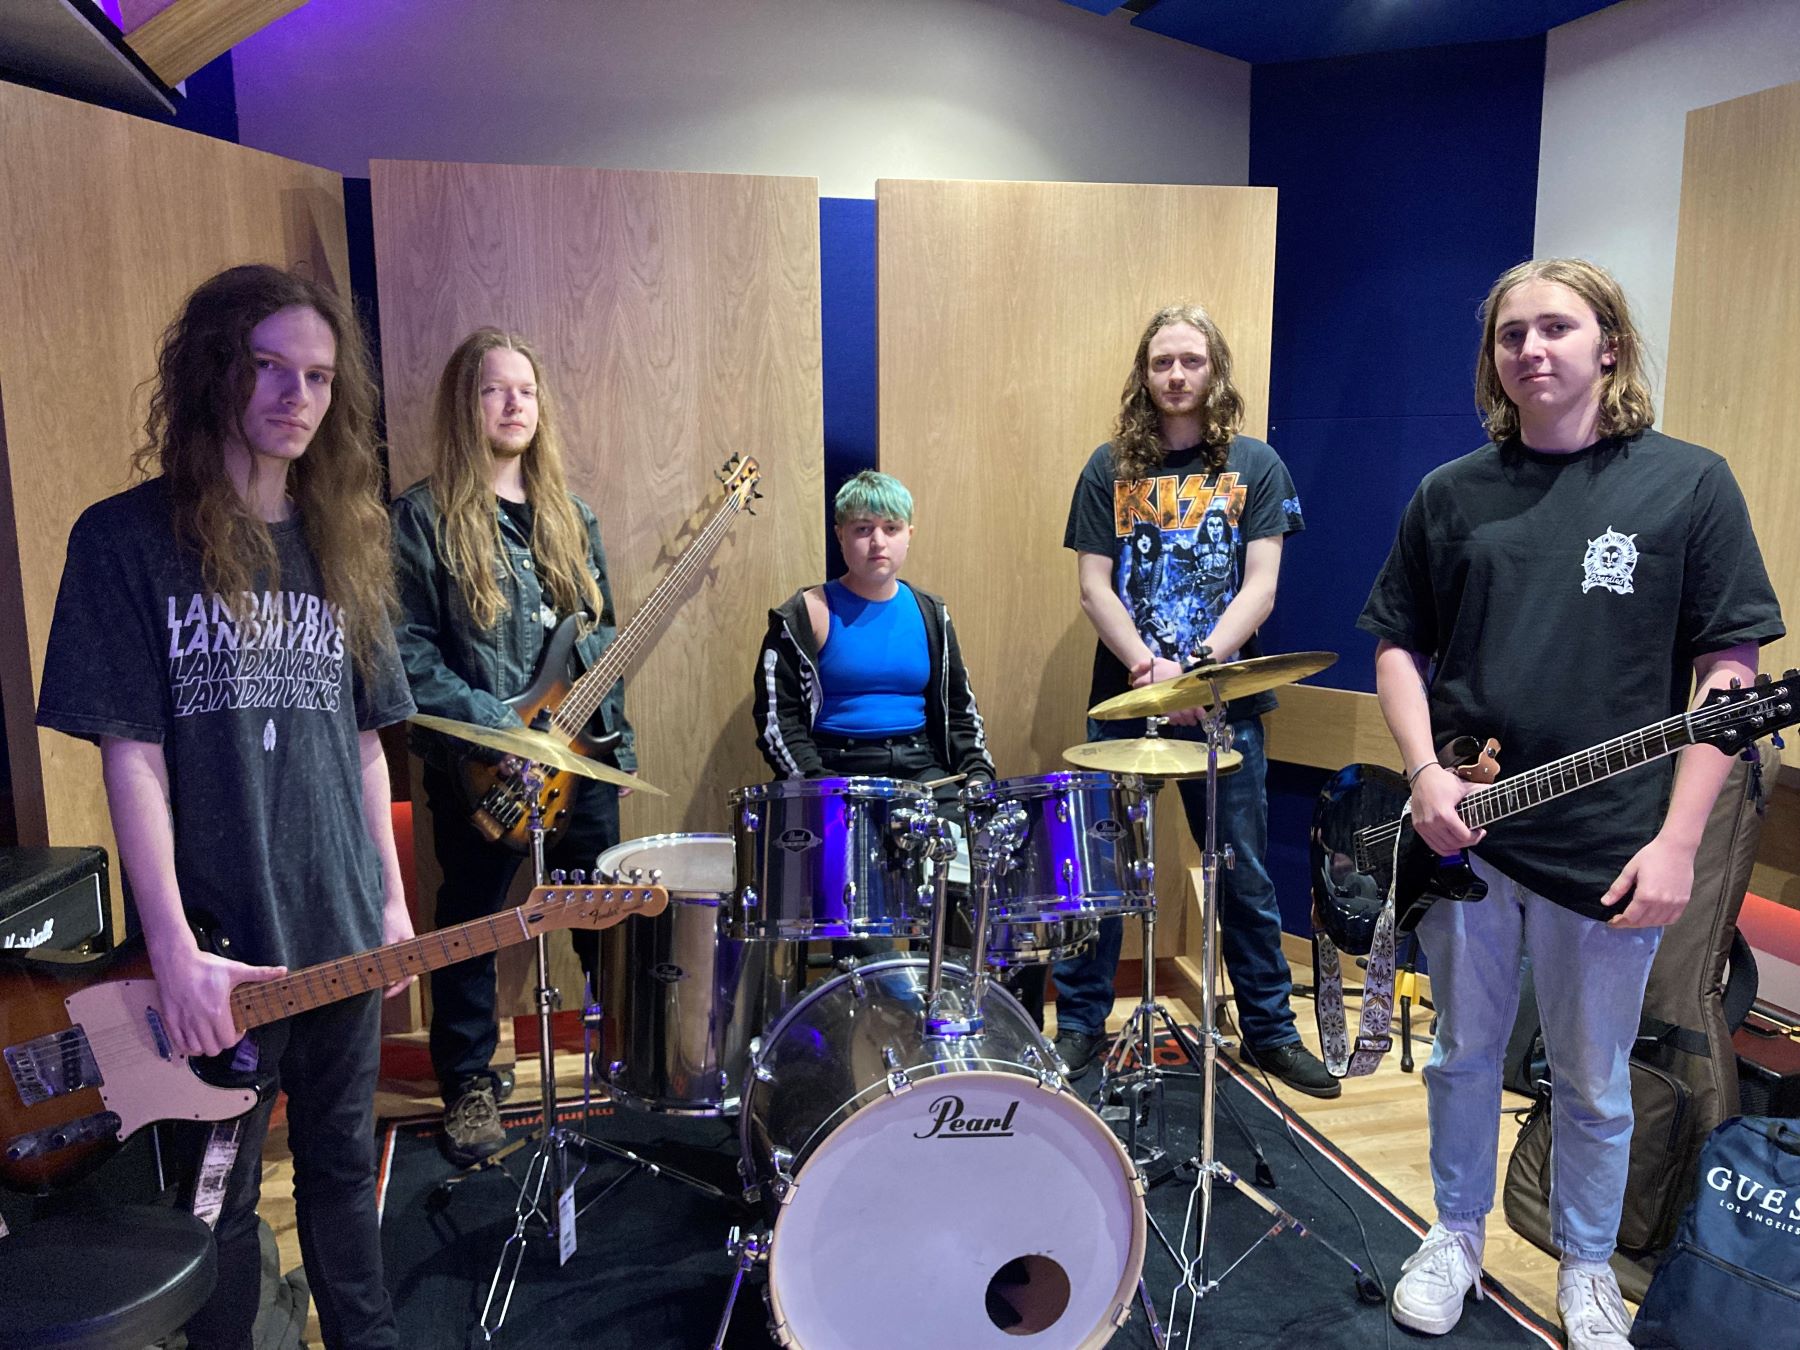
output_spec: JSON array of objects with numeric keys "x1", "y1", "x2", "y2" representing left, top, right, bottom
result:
[{"x1": 0, "y1": 846, "x2": 112, "y2": 954}]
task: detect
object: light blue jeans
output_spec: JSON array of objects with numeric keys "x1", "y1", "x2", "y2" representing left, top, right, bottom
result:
[{"x1": 1415, "y1": 853, "x2": 1661, "y2": 1263}]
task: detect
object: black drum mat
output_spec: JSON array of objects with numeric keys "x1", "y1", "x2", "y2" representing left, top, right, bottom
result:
[{"x1": 376, "y1": 1046, "x2": 1561, "y2": 1348}]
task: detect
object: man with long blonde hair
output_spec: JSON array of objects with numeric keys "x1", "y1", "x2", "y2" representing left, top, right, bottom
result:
[
  {"x1": 392, "y1": 328, "x2": 636, "y2": 1165},
  {"x1": 36, "y1": 264, "x2": 414, "y2": 1347},
  {"x1": 1361, "y1": 259, "x2": 1783, "y2": 1345},
  {"x1": 1055, "y1": 303, "x2": 1334, "y2": 1097}
]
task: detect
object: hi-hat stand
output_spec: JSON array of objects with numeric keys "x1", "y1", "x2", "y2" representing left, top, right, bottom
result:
[{"x1": 467, "y1": 762, "x2": 724, "y2": 1347}]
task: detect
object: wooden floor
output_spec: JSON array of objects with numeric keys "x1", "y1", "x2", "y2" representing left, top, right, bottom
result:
[{"x1": 259, "y1": 973, "x2": 1563, "y2": 1346}]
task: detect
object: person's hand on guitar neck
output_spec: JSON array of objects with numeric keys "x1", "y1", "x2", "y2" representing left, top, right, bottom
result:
[
  {"x1": 1407, "y1": 760, "x2": 1486, "y2": 858},
  {"x1": 146, "y1": 930, "x2": 288, "y2": 1058}
]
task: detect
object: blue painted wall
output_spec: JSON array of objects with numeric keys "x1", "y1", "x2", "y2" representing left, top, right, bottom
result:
[{"x1": 1250, "y1": 36, "x2": 1545, "y2": 936}]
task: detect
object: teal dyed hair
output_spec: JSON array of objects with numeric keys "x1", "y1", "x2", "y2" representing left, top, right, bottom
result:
[{"x1": 833, "y1": 469, "x2": 914, "y2": 524}]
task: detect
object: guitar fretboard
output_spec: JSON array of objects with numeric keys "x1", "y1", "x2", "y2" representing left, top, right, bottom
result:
[
  {"x1": 550, "y1": 480, "x2": 752, "y2": 737},
  {"x1": 1458, "y1": 711, "x2": 1699, "y2": 829}
]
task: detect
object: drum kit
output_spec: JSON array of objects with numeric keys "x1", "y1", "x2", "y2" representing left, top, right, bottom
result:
[{"x1": 419, "y1": 650, "x2": 1365, "y2": 1349}]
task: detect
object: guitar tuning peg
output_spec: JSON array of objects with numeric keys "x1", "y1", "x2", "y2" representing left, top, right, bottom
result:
[
  {"x1": 569, "y1": 868, "x2": 587, "y2": 884},
  {"x1": 648, "y1": 868, "x2": 663, "y2": 884},
  {"x1": 550, "y1": 869, "x2": 567, "y2": 884},
  {"x1": 1731, "y1": 677, "x2": 1743, "y2": 690}
]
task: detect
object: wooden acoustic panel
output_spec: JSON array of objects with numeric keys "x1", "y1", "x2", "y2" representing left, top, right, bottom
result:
[
  {"x1": 876, "y1": 178, "x2": 1276, "y2": 962},
  {"x1": 1666, "y1": 81, "x2": 1800, "y2": 763},
  {"x1": 1665, "y1": 80, "x2": 1800, "y2": 907},
  {"x1": 1263, "y1": 685, "x2": 1404, "y2": 774},
  {"x1": 371, "y1": 160, "x2": 823, "y2": 1005},
  {"x1": 0, "y1": 83, "x2": 348, "y2": 878}
]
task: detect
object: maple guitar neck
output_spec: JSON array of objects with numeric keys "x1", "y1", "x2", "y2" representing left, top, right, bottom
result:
[{"x1": 226, "y1": 884, "x2": 666, "y2": 1031}]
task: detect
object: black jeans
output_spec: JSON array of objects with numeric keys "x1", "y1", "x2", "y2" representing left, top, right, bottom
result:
[
  {"x1": 423, "y1": 764, "x2": 620, "y2": 1101},
  {"x1": 182, "y1": 994, "x2": 395, "y2": 1350},
  {"x1": 812, "y1": 734, "x2": 1047, "y2": 1026}
]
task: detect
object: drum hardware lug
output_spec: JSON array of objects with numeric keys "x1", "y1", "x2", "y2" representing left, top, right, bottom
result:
[
  {"x1": 1223, "y1": 844, "x2": 1236, "y2": 870},
  {"x1": 1110, "y1": 1300, "x2": 1134, "y2": 1330},
  {"x1": 753, "y1": 1059, "x2": 775, "y2": 1083},
  {"x1": 843, "y1": 879, "x2": 857, "y2": 911},
  {"x1": 742, "y1": 805, "x2": 761, "y2": 832},
  {"x1": 849, "y1": 968, "x2": 867, "y2": 1000},
  {"x1": 884, "y1": 1067, "x2": 914, "y2": 1096},
  {"x1": 1062, "y1": 859, "x2": 1075, "y2": 888},
  {"x1": 740, "y1": 884, "x2": 759, "y2": 911},
  {"x1": 724, "y1": 1225, "x2": 770, "y2": 1266},
  {"x1": 1057, "y1": 799, "x2": 1070, "y2": 823},
  {"x1": 1128, "y1": 797, "x2": 1149, "y2": 823},
  {"x1": 1130, "y1": 1165, "x2": 1150, "y2": 1199}
]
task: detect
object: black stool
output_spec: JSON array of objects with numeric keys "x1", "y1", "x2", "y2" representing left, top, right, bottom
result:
[{"x1": 0, "y1": 1206, "x2": 216, "y2": 1349}]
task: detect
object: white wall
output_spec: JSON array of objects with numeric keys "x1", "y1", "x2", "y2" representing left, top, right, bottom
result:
[
  {"x1": 1538, "y1": 0, "x2": 1800, "y2": 411},
  {"x1": 230, "y1": 0, "x2": 1250, "y2": 197}
]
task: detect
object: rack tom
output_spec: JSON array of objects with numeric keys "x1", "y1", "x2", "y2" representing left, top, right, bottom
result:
[
  {"x1": 960, "y1": 772, "x2": 1153, "y2": 922},
  {"x1": 728, "y1": 777, "x2": 936, "y2": 940}
]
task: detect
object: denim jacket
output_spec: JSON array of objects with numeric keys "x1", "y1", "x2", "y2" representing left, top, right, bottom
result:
[{"x1": 390, "y1": 481, "x2": 636, "y2": 772}]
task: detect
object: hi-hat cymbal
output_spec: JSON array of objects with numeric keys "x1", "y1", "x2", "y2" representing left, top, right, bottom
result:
[
  {"x1": 410, "y1": 714, "x2": 666, "y2": 797},
  {"x1": 1063, "y1": 739, "x2": 1244, "y2": 780},
  {"x1": 1088, "y1": 651, "x2": 1338, "y2": 721}
]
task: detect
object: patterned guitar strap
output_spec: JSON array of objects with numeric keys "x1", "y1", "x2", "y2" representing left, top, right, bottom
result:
[{"x1": 1312, "y1": 813, "x2": 1404, "y2": 1079}]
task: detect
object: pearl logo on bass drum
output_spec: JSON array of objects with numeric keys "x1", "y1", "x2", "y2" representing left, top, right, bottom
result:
[
  {"x1": 776, "y1": 828, "x2": 819, "y2": 853},
  {"x1": 913, "y1": 1094, "x2": 1020, "y2": 1140}
]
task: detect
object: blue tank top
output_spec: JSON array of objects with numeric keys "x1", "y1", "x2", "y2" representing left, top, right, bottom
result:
[{"x1": 814, "y1": 580, "x2": 930, "y2": 737}]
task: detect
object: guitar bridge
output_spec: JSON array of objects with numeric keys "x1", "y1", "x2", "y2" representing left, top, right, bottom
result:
[{"x1": 5, "y1": 1028, "x2": 104, "y2": 1105}]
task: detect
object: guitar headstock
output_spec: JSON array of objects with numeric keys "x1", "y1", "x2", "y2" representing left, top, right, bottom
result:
[
  {"x1": 1694, "y1": 669, "x2": 1798, "y2": 753},
  {"x1": 717, "y1": 453, "x2": 762, "y2": 511},
  {"x1": 522, "y1": 882, "x2": 669, "y2": 933}
]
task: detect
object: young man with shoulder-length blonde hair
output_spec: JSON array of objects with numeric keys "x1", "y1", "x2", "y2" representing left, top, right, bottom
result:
[
  {"x1": 1361, "y1": 259, "x2": 1783, "y2": 1346},
  {"x1": 391, "y1": 328, "x2": 637, "y2": 1165},
  {"x1": 1055, "y1": 302, "x2": 1333, "y2": 1096}
]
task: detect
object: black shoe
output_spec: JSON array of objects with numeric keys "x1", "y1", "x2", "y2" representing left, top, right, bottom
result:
[
  {"x1": 1054, "y1": 1028, "x2": 1104, "y2": 1078},
  {"x1": 1242, "y1": 1041, "x2": 1342, "y2": 1098},
  {"x1": 441, "y1": 1084, "x2": 506, "y2": 1166}
]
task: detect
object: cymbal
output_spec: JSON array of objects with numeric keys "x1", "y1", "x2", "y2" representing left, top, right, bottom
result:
[
  {"x1": 1063, "y1": 739, "x2": 1244, "y2": 780},
  {"x1": 1088, "y1": 651, "x2": 1338, "y2": 721},
  {"x1": 410, "y1": 714, "x2": 666, "y2": 797}
]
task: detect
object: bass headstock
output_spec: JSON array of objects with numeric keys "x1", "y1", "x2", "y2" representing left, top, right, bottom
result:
[
  {"x1": 521, "y1": 882, "x2": 669, "y2": 934},
  {"x1": 717, "y1": 453, "x2": 763, "y2": 512},
  {"x1": 1694, "y1": 669, "x2": 1798, "y2": 753}
]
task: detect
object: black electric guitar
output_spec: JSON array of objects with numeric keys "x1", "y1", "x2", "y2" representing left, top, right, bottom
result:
[
  {"x1": 455, "y1": 455, "x2": 762, "y2": 852},
  {"x1": 0, "y1": 881, "x2": 666, "y2": 1194},
  {"x1": 1312, "y1": 670, "x2": 1797, "y2": 953}
]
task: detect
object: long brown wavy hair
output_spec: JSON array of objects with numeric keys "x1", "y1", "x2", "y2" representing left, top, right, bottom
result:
[
  {"x1": 1475, "y1": 258, "x2": 1656, "y2": 443},
  {"x1": 132, "y1": 264, "x2": 396, "y2": 677},
  {"x1": 1112, "y1": 303, "x2": 1246, "y2": 481},
  {"x1": 428, "y1": 329, "x2": 602, "y2": 632}
]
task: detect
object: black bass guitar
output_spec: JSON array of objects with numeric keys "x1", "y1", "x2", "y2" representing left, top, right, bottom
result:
[{"x1": 1312, "y1": 670, "x2": 1796, "y2": 954}]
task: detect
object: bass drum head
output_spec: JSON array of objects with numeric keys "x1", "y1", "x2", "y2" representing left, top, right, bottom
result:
[{"x1": 765, "y1": 1070, "x2": 1145, "y2": 1350}]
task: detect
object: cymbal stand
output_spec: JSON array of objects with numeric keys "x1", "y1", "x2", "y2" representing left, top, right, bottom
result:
[
  {"x1": 1094, "y1": 715, "x2": 1235, "y2": 1183},
  {"x1": 473, "y1": 762, "x2": 722, "y2": 1346},
  {"x1": 1165, "y1": 692, "x2": 1374, "y2": 1344}
]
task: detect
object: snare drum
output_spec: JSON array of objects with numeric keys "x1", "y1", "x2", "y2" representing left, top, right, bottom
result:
[
  {"x1": 961, "y1": 772, "x2": 1153, "y2": 921},
  {"x1": 740, "y1": 958, "x2": 1146, "y2": 1349},
  {"x1": 598, "y1": 834, "x2": 802, "y2": 1115},
  {"x1": 728, "y1": 777, "x2": 935, "y2": 940}
]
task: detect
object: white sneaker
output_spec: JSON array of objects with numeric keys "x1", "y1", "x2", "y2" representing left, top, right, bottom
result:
[
  {"x1": 1557, "y1": 1263, "x2": 1633, "y2": 1349},
  {"x1": 1391, "y1": 1223, "x2": 1485, "y2": 1335}
]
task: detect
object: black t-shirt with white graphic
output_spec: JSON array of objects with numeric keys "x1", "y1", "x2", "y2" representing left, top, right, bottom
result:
[
  {"x1": 1358, "y1": 429, "x2": 1784, "y2": 919},
  {"x1": 36, "y1": 477, "x2": 416, "y2": 969},
  {"x1": 1065, "y1": 435, "x2": 1305, "y2": 718}
]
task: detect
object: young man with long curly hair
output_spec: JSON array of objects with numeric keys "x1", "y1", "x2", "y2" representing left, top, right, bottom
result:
[{"x1": 37, "y1": 264, "x2": 414, "y2": 1348}]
